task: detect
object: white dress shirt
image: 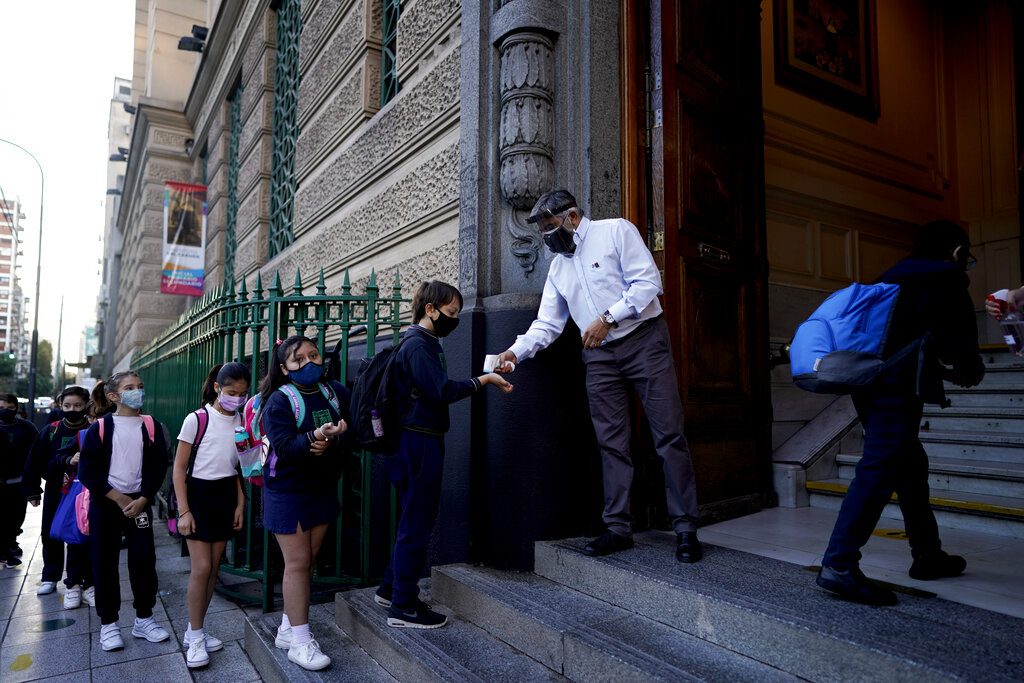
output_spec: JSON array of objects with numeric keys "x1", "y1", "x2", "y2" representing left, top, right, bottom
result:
[{"x1": 509, "y1": 216, "x2": 663, "y2": 361}]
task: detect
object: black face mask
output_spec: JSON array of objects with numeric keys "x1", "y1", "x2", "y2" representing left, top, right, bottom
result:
[
  {"x1": 0, "y1": 408, "x2": 16, "y2": 423},
  {"x1": 431, "y1": 310, "x2": 460, "y2": 338},
  {"x1": 64, "y1": 409, "x2": 87, "y2": 423},
  {"x1": 542, "y1": 223, "x2": 576, "y2": 255}
]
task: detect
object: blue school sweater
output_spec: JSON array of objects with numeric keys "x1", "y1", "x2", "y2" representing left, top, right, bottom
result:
[
  {"x1": 78, "y1": 414, "x2": 169, "y2": 502},
  {"x1": 394, "y1": 325, "x2": 480, "y2": 436},
  {"x1": 261, "y1": 379, "x2": 350, "y2": 494},
  {"x1": 21, "y1": 420, "x2": 86, "y2": 500}
]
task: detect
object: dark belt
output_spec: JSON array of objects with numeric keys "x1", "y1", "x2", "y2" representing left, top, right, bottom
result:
[{"x1": 600, "y1": 315, "x2": 662, "y2": 349}]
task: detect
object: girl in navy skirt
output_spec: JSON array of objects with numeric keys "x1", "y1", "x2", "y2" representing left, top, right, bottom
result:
[
  {"x1": 260, "y1": 335, "x2": 349, "y2": 671},
  {"x1": 22, "y1": 386, "x2": 95, "y2": 607},
  {"x1": 376, "y1": 281, "x2": 513, "y2": 629},
  {"x1": 79, "y1": 371, "x2": 170, "y2": 653},
  {"x1": 172, "y1": 362, "x2": 250, "y2": 669}
]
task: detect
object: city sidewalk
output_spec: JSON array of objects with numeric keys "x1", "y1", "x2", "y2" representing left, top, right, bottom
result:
[{"x1": 0, "y1": 503, "x2": 264, "y2": 682}]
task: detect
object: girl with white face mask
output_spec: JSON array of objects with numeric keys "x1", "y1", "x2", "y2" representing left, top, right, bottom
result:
[
  {"x1": 172, "y1": 362, "x2": 251, "y2": 669},
  {"x1": 79, "y1": 371, "x2": 171, "y2": 654}
]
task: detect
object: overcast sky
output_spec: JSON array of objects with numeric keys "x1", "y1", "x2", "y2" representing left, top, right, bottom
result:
[{"x1": 0, "y1": 1, "x2": 134, "y2": 377}]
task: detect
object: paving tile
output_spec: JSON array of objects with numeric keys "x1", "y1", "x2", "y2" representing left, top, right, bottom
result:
[
  {"x1": 0, "y1": 572, "x2": 26, "y2": 597},
  {"x1": 0, "y1": 632, "x2": 90, "y2": 682},
  {"x1": 10, "y1": 591, "x2": 72, "y2": 620},
  {"x1": 92, "y1": 651, "x2": 191, "y2": 682},
  {"x1": 90, "y1": 619, "x2": 180, "y2": 666},
  {"x1": 2, "y1": 611, "x2": 92, "y2": 646},
  {"x1": 13, "y1": 672, "x2": 90, "y2": 683},
  {"x1": 190, "y1": 639, "x2": 260, "y2": 682},
  {"x1": 0, "y1": 595, "x2": 17, "y2": 620}
]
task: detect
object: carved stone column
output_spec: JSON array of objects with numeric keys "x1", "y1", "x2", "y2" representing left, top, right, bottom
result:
[{"x1": 498, "y1": 32, "x2": 554, "y2": 275}]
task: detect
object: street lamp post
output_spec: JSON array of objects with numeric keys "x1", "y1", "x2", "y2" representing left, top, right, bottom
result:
[{"x1": 0, "y1": 138, "x2": 44, "y2": 421}]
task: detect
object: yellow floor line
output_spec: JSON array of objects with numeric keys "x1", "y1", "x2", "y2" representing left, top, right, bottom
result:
[{"x1": 806, "y1": 480, "x2": 1024, "y2": 518}]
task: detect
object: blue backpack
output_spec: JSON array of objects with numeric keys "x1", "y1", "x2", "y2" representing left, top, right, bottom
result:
[{"x1": 790, "y1": 282, "x2": 922, "y2": 393}]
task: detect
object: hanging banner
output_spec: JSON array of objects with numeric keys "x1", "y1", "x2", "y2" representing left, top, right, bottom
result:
[{"x1": 161, "y1": 181, "x2": 207, "y2": 296}]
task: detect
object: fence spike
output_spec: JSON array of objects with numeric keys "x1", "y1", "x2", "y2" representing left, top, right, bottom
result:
[
  {"x1": 293, "y1": 267, "x2": 303, "y2": 296},
  {"x1": 254, "y1": 271, "x2": 265, "y2": 300},
  {"x1": 226, "y1": 277, "x2": 236, "y2": 303},
  {"x1": 368, "y1": 268, "x2": 377, "y2": 289},
  {"x1": 342, "y1": 269, "x2": 351, "y2": 296},
  {"x1": 269, "y1": 270, "x2": 283, "y2": 297},
  {"x1": 393, "y1": 267, "x2": 402, "y2": 296},
  {"x1": 238, "y1": 274, "x2": 249, "y2": 302},
  {"x1": 316, "y1": 268, "x2": 326, "y2": 296}
]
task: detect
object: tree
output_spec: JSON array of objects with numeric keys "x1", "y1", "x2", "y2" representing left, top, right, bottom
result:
[
  {"x1": 0, "y1": 354, "x2": 16, "y2": 394},
  {"x1": 33, "y1": 339, "x2": 54, "y2": 397}
]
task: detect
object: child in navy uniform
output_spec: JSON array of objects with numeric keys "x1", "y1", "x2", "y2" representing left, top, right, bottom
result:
[
  {"x1": 173, "y1": 362, "x2": 250, "y2": 669},
  {"x1": 79, "y1": 371, "x2": 170, "y2": 652},
  {"x1": 0, "y1": 393, "x2": 37, "y2": 566},
  {"x1": 375, "y1": 281, "x2": 513, "y2": 629},
  {"x1": 260, "y1": 336, "x2": 349, "y2": 671},
  {"x1": 22, "y1": 386, "x2": 94, "y2": 605}
]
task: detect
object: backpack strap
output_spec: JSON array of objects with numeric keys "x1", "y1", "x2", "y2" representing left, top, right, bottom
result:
[
  {"x1": 140, "y1": 415, "x2": 156, "y2": 443},
  {"x1": 318, "y1": 382, "x2": 341, "y2": 417},
  {"x1": 277, "y1": 384, "x2": 305, "y2": 426},
  {"x1": 185, "y1": 408, "x2": 209, "y2": 480}
]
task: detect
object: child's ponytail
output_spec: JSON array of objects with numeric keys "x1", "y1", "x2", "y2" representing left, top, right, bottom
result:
[
  {"x1": 91, "y1": 380, "x2": 115, "y2": 414},
  {"x1": 201, "y1": 364, "x2": 224, "y2": 406}
]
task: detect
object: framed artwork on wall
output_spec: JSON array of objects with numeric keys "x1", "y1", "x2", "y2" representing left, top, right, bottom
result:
[{"x1": 774, "y1": 0, "x2": 880, "y2": 122}]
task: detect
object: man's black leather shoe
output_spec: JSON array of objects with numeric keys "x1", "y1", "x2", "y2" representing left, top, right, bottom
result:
[
  {"x1": 676, "y1": 532, "x2": 703, "y2": 563},
  {"x1": 909, "y1": 552, "x2": 966, "y2": 581},
  {"x1": 816, "y1": 565, "x2": 898, "y2": 606},
  {"x1": 583, "y1": 531, "x2": 634, "y2": 557}
]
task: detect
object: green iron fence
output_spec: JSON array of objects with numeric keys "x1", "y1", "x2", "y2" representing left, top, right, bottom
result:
[{"x1": 135, "y1": 267, "x2": 404, "y2": 612}]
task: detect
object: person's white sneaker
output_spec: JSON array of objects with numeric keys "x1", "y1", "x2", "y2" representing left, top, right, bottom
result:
[
  {"x1": 100, "y1": 623, "x2": 124, "y2": 651},
  {"x1": 64, "y1": 585, "x2": 82, "y2": 609},
  {"x1": 37, "y1": 581, "x2": 57, "y2": 595},
  {"x1": 186, "y1": 635, "x2": 210, "y2": 668},
  {"x1": 274, "y1": 625, "x2": 293, "y2": 650},
  {"x1": 183, "y1": 631, "x2": 223, "y2": 652},
  {"x1": 82, "y1": 586, "x2": 96, "y2": 607},
  {"x1": 287, "y1": 638, "x2": 330, "y2": 671},
  {"x1": 131, "y1": 617, "x2": 170, "y2": 643}
]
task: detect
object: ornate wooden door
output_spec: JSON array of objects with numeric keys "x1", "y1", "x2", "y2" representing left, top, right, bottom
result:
[{"x1": 643, "y1": 0, "x2": 773, "y2": 516}]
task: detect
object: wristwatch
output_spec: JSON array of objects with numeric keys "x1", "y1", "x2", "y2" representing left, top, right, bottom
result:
[{"x1": 601, "y1": 310, "x2": 618, "y2": 328}]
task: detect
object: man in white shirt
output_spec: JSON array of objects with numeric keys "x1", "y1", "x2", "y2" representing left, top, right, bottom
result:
[{"x1": 495, "y1": 189, "x2": 702, "y2": 563}]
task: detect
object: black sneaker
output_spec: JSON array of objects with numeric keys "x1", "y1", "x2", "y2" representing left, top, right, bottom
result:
[
  {"x1": 374, "y1": 584, "x2": 393, "y2": 608},
  {"x1": 3, "y1": 555, "x2": 22, "y2": 568},
  {"x1": 9, "y1": 544, "x2": 22, "y2": 557},
  {"x1": 583, "y1": 531, "x2": 634, "y2": 557},
  {"x1": 816, "y1": 565, "x2": 897, "y2": 606},
  {"x1": 387, "y1": 602, "x2": 448, "y2": 629},
  {"x1": 909, "y1": 552, "x2": 966, "y2": 581},
  {"x1": 676, "y1": 532, "x2": 703, "y2": 563}
]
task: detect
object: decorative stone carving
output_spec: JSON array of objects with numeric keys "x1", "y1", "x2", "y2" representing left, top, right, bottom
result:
[{"x1": 498, "y1": 32, "x2": 554, "y2": 275}]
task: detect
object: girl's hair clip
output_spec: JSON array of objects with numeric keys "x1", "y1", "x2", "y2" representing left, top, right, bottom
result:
[{"x1": 274, "y1": 339, "x2": 284, "y2": 347}]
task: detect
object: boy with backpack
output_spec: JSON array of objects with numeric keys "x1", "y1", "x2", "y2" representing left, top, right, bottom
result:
[{"x1": 815, "y1": 220, "x2": 985, "y2": 606}]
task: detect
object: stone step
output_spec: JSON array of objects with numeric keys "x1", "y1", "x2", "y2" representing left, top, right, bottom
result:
[
  {"x1": 941, "y1": 390, "x2": 1024, "y2": 409},
  {"x1": 534, "y1": 532, "x2": 1024, "y2": 682},
  {"x1": 807, "y1": 479, "x2": 1024, "y2": 538},
  {"x1": 916, "y1": 430, "x2": 1024, "y2": 463},
  {"x1": 334, "y1": 586, "x2": 567, "y2": 682},
  {"x1": 836, "y1": 454, "x2": 1024, "y2": 499},
  {"x1": 431, "y1": 564, "x2": 798, "y2": 682},
  {"x1": 920, "y1": 407, "x2": 1024, "y2": 434},
  {"x1": 962, "y1": 367, "x2": 1024, "y2": 387},
  {"x1": 244, "y1": 606, "x2": 396, "y2": 683}
]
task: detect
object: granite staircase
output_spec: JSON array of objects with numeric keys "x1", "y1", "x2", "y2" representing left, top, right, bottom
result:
[
  {"x1": 807, "y1": 350, "x2": 1024, "y2": 538},
  {"x1": 246, "y1": 532, "x2": 1024, "y2": 681}
]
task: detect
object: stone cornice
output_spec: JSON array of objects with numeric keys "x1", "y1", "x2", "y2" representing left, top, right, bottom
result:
[{"x1": 490, "y1": 0, "x2": 566, "y2": 45}]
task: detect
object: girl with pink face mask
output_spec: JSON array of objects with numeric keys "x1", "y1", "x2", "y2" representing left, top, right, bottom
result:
[{"x1": 171, "y1": 361, "x2": 251, "y2": 669}]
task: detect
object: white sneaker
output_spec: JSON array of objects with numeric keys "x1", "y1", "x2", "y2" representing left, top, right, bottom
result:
[
  {"x1": 131, "y1": 617, "x2": 170, "y2": 643},
  {"x1": 100, "y1": 623, "x2": 124, "y2": 651},
  {"x1": 82, "y1": 586, "x2": 96, "y2": 607},
  {"x1": 183, "y1": 631, "x2": 223, "y2": 652},
  {"x1": 64, "y1": 585, "x2": 82, "y2": 609},
  {"x1": 287, "y1": 638, "x2": 330, "y2": 671},
  {"x1": 186, "y1": 635, "x2": 210, "y2": 668},
  {"x1": 274, "y1": 625, "x2": 292, "y2": 650},
  {"x1": 37, "y1": 581, "x2": 57, "y2": 595}
]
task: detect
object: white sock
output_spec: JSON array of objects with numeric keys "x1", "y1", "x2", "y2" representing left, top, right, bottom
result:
[
  {"x1": 280, "y1": 613, "x2": 291, "y2": 630},
  {"x1": 186, "y1": 624, "x2": 204, "y2": 641},
  {"x1": 291, "y1": 623, "x2": 311, "y2": 645}
]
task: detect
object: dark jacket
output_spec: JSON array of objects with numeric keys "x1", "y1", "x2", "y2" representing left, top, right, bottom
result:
[
  {"x1": 21, "y1": 420, "x2": 86, "y2": 500},
  {"x1": 262, "y1": 380, "x2": 350, "y2": 494},
  {"x1": 0, "y1": 417, "x2": 38, "y2": 485},
  {"x1": 78, "y1": 414, "x2": 169, "y2": 501},
  {"x1": 876, "y1": 258, "x2": 982, "y2": 404},
  {"x1": 394, "y1": 325, "x2": 480, "y2": 436}
]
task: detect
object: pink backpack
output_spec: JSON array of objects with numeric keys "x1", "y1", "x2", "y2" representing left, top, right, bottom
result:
[{"x1": 77, "y1": 415, "x2": 158, "y2": 536}]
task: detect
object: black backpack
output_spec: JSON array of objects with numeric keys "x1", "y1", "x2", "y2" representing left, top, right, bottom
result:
[{"x1": 349, "y1": 338, "x2": 415, "y2": 452}]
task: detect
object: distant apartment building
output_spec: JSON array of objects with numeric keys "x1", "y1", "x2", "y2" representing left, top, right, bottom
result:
[
  {"x1": 93, "y1": 77, "x2": 133, "y2": 378},
  {"x1": 0, "y1": 198, "x2": 27, "y2": 370}
]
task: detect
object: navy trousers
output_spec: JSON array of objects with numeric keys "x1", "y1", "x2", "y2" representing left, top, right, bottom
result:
[
  {"x1": 381, "y1": 431, "x2": 444, "y2": 608},
  {"x1": 89, "y1": 493, "x2": 158, "y2": 625},
  {"x1": 823, "y1": 389, "x2": 942, "y2": 569},
  {"x1": 0, "y1": 481, "x2": 27, "y2": 553}
]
